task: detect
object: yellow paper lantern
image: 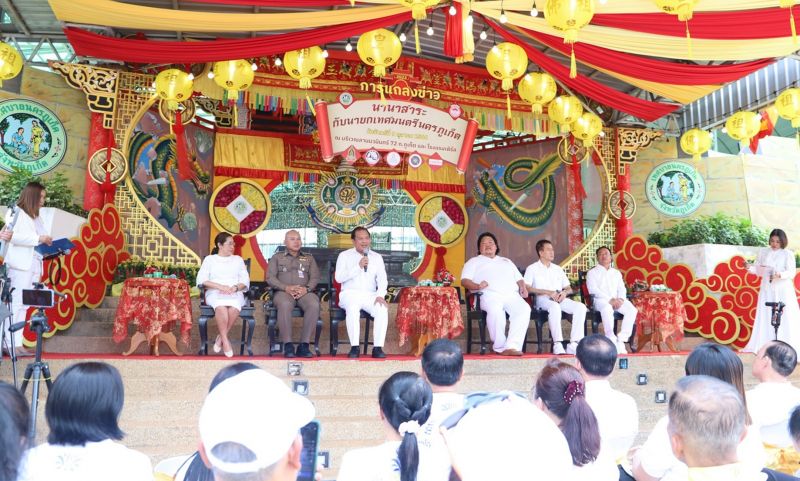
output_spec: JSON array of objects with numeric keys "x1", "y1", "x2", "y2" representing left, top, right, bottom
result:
[
  {"x1": 548, "y1": 95, "x2": 584, "y2": 133},
  {"x1": 209, "y1": 59, "x2": 255, "y2": 103},
  {"x1": 679, "y1": 128, "x2": 712, "y2": 160},
  {"x1": 154, "y1": 69, "x2": 194, "y2": 112},
  {"x1": 399, "y1": 0, "x2": 440, "y2": 20},
  {"x1": 0, "y1": 42, "x2": 23, "y2": 86},
  {"x1": 654, "y1": 0, "x2": 698, "y2": 21},
  {"x1": 572, "y1": 112, "x2": 603, "y2": 147},
  {"x1": 776, "y1": 87, "x2": 800, "y2": 128},
  {"x1": 485, "y1": 42, "x2": 528, "y2": 118},
  {"x1": 283, "y1": 47, "x2": 326, "y2": 114},
  {"x1": 518, "y1": 72, "x2": 557, "y2": 115},
  {"x1": 357, "y1": 29, "x2": 402, "y2": 78},
  {"x1": 725, "y1": 111, "x2": 761, "y2": 143},
  {"x1": 544, "y1": 0, "x2": 594, "y2": 78}
]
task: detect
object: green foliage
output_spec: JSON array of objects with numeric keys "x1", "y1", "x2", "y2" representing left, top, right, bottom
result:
[
  {"x1": 114, "y1": 259, "x2": 199, "y2": 286},
  {"x1": 0, "y1": 166, "x2": 86, "y2": 217},
  {"x1": 647, "y1": 213, "x2": 769, "y2": 248}
]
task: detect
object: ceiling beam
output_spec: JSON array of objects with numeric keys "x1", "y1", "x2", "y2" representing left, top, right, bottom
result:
[{"x1": 2, "y1": 0, "x2": 30, "y2": 36}]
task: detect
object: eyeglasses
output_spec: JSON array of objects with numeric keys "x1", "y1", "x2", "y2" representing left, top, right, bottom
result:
[{"x1": 440, "y1": 391, "x2": 528, "y2": 430}]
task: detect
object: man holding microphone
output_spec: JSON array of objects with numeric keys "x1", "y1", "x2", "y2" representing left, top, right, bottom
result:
[{"x1": 334, "y1": 226, "x2": 389, "y2": 358}]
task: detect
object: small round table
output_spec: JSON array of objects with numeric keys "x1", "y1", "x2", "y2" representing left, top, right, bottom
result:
[
  {"x1": 631, "y1": 291, "x2": 687, "y2": 352},
  {"x1": 395, "y1": 286, "x2": 464, "y2": 356}
]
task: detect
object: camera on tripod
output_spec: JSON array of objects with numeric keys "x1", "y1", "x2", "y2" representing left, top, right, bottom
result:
[{"x1": 22, "y1": 283, "x2": 56, "y2": 309}]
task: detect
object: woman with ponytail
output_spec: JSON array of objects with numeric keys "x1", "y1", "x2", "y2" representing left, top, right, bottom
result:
[
  {"x1": 338, "y1": 371, "x2": 433, "y2": 481},
  {"x1": 532, "y1": 358, "x2": 617, "y2": 480}
]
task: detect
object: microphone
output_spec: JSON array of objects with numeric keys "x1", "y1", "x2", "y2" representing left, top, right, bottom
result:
[{"x1": 363, "y1": 248, "x2": 369, "y2": 272}]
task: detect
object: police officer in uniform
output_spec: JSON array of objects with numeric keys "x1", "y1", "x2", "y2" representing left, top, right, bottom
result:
[{"x1": 267, "y1": 230, "x2": 321, "y2": 358}]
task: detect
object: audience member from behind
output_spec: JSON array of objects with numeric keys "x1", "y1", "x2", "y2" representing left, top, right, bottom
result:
[
  {"x1": 575, "y1": 335, "x2": 638, "y2": 467},
  {"x1": 198, "y1": 368, "x2": 315, "y2": 481},
  {"x1": 418, "y1": 339, "x2": 466, "y2": 481},
  {"x1": 668, "y1": 375, "x2": 767, "y2": 481},
  {"x1": 532, "y1": 358, "x2": 616, "y2": 480},
  {"x1": 17, "y1": 362, "x2": 152, "y2": 481},
  {"x1": 748, "y1": 341, "x2": 800, "y2": 449},
  {"x1": 338, "y1": 372, "x2": 433, "y2": 481},
  {"x1": 154, "y1": 362, "x2": 260, "y2": 481},
  {"x1": 633, "y1": 343, "x2": 767, "y2": 481},
  {"x1": 0, "y1": 382, "x2": 29, "y2": 481}
]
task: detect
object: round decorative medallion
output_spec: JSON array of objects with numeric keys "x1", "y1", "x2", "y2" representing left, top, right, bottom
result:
[
  {"x1": 414, "y1": 193, "x2": 468, "y2": 247},
  {"x1": 607, "y1": 190, "x2": 637, "y2": 220},
  {"x1": 88, "y1": 147, "x2": 128, "y2": 185},
  {"x1": 158, "y1": 98, "x2": 196, "y2": 125},
  {"x1": 645, "y1": 161, "x2": 706, "y2": 217},
  {"x1": 557, "y1": 136, "x2": 588, "y2": 165},
  {"x1": 209, "y1": 178, "x2": 271, "y2": 237},
  {"x1": 0, "y1": 99, "x2": 67, "y2": 175}
]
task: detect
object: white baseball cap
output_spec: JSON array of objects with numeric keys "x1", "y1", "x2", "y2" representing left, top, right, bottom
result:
[{"x1": 198, "y1": 369, "x2": 315, "y2": 474}]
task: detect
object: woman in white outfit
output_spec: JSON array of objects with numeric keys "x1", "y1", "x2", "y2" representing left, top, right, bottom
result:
[
  {"x1": 1, "y1": 181, "x2": 52, "y2": 357},
  {"x1": 743, "y1": 228, "x2": 800, "y2": 354},
  {"x1": 196, "y1": 232, "x2": 250, "y2": 358}
]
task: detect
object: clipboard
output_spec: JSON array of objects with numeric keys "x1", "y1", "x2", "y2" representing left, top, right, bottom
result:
[{"x1": 35, "y1": 238, "x2": 75, "y2": 259}]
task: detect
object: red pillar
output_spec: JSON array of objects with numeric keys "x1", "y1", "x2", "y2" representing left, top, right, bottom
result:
[
  {"x1": 83, "y1": 113, "x2": 106, "y2": 211},
  {"x1": 615, "y1": 166, "x2": 633, "y2": 252}
]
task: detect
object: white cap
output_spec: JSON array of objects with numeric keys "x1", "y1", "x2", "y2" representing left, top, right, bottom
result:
[{"x1": 198, "y1": 369, "x2": 315, "y2": 474}]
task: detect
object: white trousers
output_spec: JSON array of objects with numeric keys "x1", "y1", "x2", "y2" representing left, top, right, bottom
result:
[
  {"x1": 593, "y1": 298, "x2": 637, "y2": 343},
  {"x1": 3, "y1": 265, "x2": 41, "y2": 348},
  {"x1": 339, "y1": 290, "x2": 389, "y2": 348},
  {"x1": 539, "y1": 298, "x2": 586, "y2": 344},
  {"x1": 480, "y1": 292, "x2": 531, "y2": 352}
]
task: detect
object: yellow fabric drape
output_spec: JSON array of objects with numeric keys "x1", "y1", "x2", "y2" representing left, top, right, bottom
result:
[
  {"x1": 591, "y1": 66, "x2": 720, "y2": 104},
  {"x1": 215, "y1": 133, "x2": 285, "y2": 170},
  {"x1": 489, "y1": 0, "x2": 784, "y2": 14},
  {"x1": 474, "y1": 7, "x2": 800, "y2": 61},
  {"x1": 48, "y1": 0, "x2": 407, "y2": 32}
]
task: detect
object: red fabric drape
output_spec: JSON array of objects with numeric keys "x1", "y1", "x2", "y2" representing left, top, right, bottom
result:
[
  {"x1": 486, "y1": 19, "x2": 677, "y2": 122},
  {"x1": 517, "y1": 26, "x2": 774, "y2": 85},
  {"x1": 569, "y1": 135, "x2": 586, "y2": 201},
  {"x1": 443, "y1": 3, "x2": 464, "y2": 59},
  {"x1": 173, "y1": 110, "x2": 191, "y2": 180},
  {"x1": 592, "y1": 7, "x2": 797, "y2": 40},
  {"x1": 84, "y1": 113, "x2": 106, "y2": 211},
  {"x1": 64, "y1": 11, "x2": 413, "y2": 63},
  {"x1": 749, "y1": 110, "x2": 774, "y2": 153}
]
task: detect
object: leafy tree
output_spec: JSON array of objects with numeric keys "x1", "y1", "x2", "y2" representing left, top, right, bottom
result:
[
  {"x1": 647, "y1": 213, "x2": 769, "y2": 248},
  {"x1": 0, "y1": 166, "x2": 86, "y2": 217}
]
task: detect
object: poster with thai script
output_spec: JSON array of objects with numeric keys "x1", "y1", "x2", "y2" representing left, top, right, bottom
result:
[{"x1": 315, "y1": 97, "x2": 479, "y2": 172}]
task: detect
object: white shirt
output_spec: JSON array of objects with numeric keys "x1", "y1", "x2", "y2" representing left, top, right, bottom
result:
[
  {"x1": 586, "y1": 264, "x2": 627, "y2": 304},
  {"x1": 335, "y1": 248, "x2": 388, "y2": 298},
  {"x1": 418, "y1": 392, "x2": 465, "y2": 481},
  {"x1": 746, "y1": 381, "x2": 800, "y2": 447},
  {"x1": 460, "y1": 255, "x2": 522, "y2": 296},
  {"x1": 585, "y1": 379, "x2": 639, "y2": 464},
  {"x1": 337, "y1": 441, "x2": 401, "y2": 481},
  {"x1": 195, "y1": 254, "x2": 251, "y2": 310},
  {"x1": 636, "y1": 415, "x2": 766, "y2": 481},
  {"x1": 572, "y1": 456, "x2": 620, "y2": 481},
  {"x1": 524, "y1": 260, "x2": 570, "y2": 307},
  {"x1": 18, "y1": 439, "x2": 153, "y2": 481},
  {"x1": 684, "y1": 463, "x2": 767, "y2": 481}
]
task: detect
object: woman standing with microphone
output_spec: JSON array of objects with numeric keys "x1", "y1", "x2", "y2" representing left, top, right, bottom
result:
[
  {"x1": 743, "y1": 228, "x2": 800, "y2": 353},
  {"x1": 1, "y1": 181, "x2": 52, "y2": 357}
]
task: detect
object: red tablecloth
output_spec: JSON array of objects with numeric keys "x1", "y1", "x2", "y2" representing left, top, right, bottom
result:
[
  {"x1": 113, "y1": 277, "x2": 193, "y2": 345},
  {"x1": 631, "y1": 291, "x2": 686, "y2": 351},
  {"x1": 396, "y1": 286, "x2": 464, "y2": 349}
]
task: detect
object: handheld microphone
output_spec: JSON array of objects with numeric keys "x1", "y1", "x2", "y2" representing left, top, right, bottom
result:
[{"x1": 363, "y1": 248, "x2": 369, "y2": 272}]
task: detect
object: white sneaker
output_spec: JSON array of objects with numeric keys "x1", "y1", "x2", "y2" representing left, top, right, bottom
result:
[
  {"x1": 552, "y1": 343, "x2": 566, "y2": 355},
  {"x1": 566, "y1": 342, "x2": 578, "y2": 355},
  {"x1": 617, "y1": 341, "x2": 628, "y2": 354}
]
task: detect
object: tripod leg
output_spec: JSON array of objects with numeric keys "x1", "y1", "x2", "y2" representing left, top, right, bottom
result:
[
  {"x1": 27, "y1": 363, "x2": 42, "y2": 442},
  {"x1": 19, "y1": 362, "x2": 34, "y2": 393}
]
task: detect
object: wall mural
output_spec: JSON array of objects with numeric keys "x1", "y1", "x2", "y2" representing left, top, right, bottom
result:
[
  {"x1": 466, "y1": 139, "x2": 569, "y2": 267},
  {"x1": 128, "y1": 110, "x2": 213, "y2": 257}
]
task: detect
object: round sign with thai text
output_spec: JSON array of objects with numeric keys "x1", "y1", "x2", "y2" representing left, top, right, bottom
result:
[
  {"x1": 0, "y1": 99, "x2": 67, "y2": 175},
  {"x1": 645, "y1": 161, "x2": 705, "y2": 217},
  {"x1": 210, "y1": 178, "x2": 271, "y2": 237},
  {"x1": 414, "y1": 193, "x2": 468, "y2": 247}
]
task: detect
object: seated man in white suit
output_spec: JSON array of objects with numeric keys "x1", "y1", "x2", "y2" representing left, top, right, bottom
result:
[
  {"x1": 586, "y1": 246, "x2": 637, "y2": 354},
  {"x1": 461, "y1": 232, "x2": 531, "y2": 356},
  {"x1": 524, "y1": 239, "x2": 586, "y2": 355}
]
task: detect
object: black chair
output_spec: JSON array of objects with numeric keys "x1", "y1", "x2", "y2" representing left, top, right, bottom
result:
[
  {"x1": 327, "y1": 260, "x2": 375, "y2": 356},
  {"x1": 577, "y1": 270, "x2": 637, "y2": 351},
  {"x1": 197, "y1": 285, "x2": 257, "y2": 356},
  {"x1": 525, "y1": 294, "x2": 583, "y2": 354},
  {"x1": 264, "y1": 288, "x2": 323, "y2": 357},
  {"x1": 456, "y1": 287, "x2": 488, "y2": 355}
]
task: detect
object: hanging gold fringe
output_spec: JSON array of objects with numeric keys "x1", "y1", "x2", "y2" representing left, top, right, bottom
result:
[
  {"x1": 791, "y1": 7, "x2": 798, "y2": 45},
  {"x1": 685, "y1": 20, "x2": 693, "y2": 59},
  {"x1": 379, "y1": 78, "x2": 387, "y2": 105},
  {"x1": 506, "y1": 92, "x2": 511, "y2": 118},
  {"x1": 415, "y1": 21, "x2": 421, "y2": 54},
  {"x1": 569, "y1": 46, "x2": 577, "y2": 78},
  {"x1": 306, "y1": 93, "x2": 316, "y2": 115}
]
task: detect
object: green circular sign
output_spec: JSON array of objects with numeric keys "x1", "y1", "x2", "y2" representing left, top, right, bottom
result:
[
  {"x1": 0, "y1": 99, "x2": 67, "y2": 175},
  {"x1": 645, "y1": 161, "x2": 705, "y2": 217}
]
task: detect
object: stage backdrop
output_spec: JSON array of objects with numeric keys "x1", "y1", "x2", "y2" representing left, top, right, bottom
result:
[
  {"x1": 465, "y1": 139, "x2": 570, "y2": 269},
  {"x1": 128, "y1": 110, "x2": 214, "y2": 257}
]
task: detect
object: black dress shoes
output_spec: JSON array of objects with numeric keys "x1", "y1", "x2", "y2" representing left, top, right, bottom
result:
[
  {"x1": 283, "y1": 343, "x2": 296, "y2": 358},
  {"x1": 371, "y1": 347, "x2": 386, "y2": 359},
  {"x1": 348, "y1": 346, "x2": 360, "y2": 358},
  {"x1": 296, "y1": 343, "x2": 313, "y2": 358}
]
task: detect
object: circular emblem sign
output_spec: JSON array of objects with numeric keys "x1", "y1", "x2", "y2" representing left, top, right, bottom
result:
[
  {"x1": 415, "y1": 193, "x2": 468, "y2": 247},
  {"x1": 645, "y1": 161, "x2": 705, "y2": 217},
  {"x1": 210, "y1": 178, "x2": 271, "y2": 237},
  {"x1": 0, "y1": 99, "x2": 67, "y2": 174}
]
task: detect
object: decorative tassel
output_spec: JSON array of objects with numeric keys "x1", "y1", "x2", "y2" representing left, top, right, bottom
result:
[
  {"x1": 379, "y1": 79, "x2": 387, "y2": 105},
  {"x1": 306, "y1": 93, "x2": 316, "y2": 115},
  {"x1": 685, "y1": 20, "x2": 693, "y2": 59},
  {"x1": 349, "y1": 0, "x2": 354, "y2": 5},
  {"x1": 569, "y1": 46, "x2": 577, "y2": 78},
  {"x1": 174, "y1": 110, "x2": 191, "y2": 180},
  {"x1": 506, "y1": 92, "x2": 511, "y2": 119},
  {"x1": 791, "y1": 7, "x2": 798, "y2": 45},
  {"x1": 415, "y1": 21, "x2": 421, "y2": 54}
]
